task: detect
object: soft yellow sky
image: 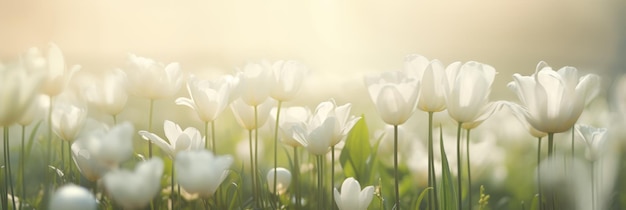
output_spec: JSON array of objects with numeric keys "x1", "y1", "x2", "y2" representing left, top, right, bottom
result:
[{"x1": 0, "y1": 1, "x2": 624, "y2": 106}]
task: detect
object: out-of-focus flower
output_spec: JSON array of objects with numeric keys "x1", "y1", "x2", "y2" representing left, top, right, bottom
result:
[
  {"x1": 52, "y1": 93, "x2": 87, "y2": 142},
  {"x1": 445, "y1": 61, "x2": 500, "y2": 124},
  {"x1": 230, "y1": 98, "x2": 275, "y2": 130},
  {"x1": 404, "y1": 54, "x2": 447, "y2": 112},
  {"x1": 83, "y1": 69, "x2": 128, "y2": 116},
  {"x1": 266, "y1": 167, "x2": 291, "y2": 194},
  {"x1": 71, "y1": 122, "x2": 134, "y2": 181},
  {"x1": 175, "y1": 75, "x2": 236, "y2": 123},
  {"x1": 49, "y1": 184, "x2": 97, "y2": 210},
  {"x1": 292, "y1": 99, "x2": 358, "y2": 155},
  {"x1": 124, "y1": 54, "x2": 183, "y2": 100},
  {"x1": 17, "y1": 94, "x2": 46, "y2": 126},
  {"x1": 508, "y1": 61, "x2": 600, "y2": 133},
  {"x1": 103, "y1": 158, "x2": 164, "y2": 209},
  {"x1": 333, "y1": 177, "x2": 374, "y2": 210},
  {"x1": 175, "y1": 150, "x2": 233, "y2": 198},
  {"x1": 138, "y1": 120, "x2": 205, "y2": 158},
  {"x1": 270, "y1": 60, "x2": 308, "y2": 101},
  {"x1": 0, "y1": 66, "x2": 44, "y2": 126},
  {"x1": 22, "y1": 43, "x2": 81, "y2": 96},
  {"x1": 364, "y1": 71, "x2": 418, "y2": 125},
  {"x1": 271, "y1": 106, "x2": 310, "y2": 147},
  {"x1": 575, "y1": 124, "x2": 608, "y2": 161},
  {"x1": 237, "y1": 62, "x2": 272, "y2": 106}
]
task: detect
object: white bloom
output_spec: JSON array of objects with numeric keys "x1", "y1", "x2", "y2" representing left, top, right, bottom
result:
[
  {"x1": 271, "y1": 106, "x2": 310, "y2": 147},
  {"x1": 237, "y1": 62, "x2": 272, "y2": 106},
  {"x1": 49, "y1": 184, "x2": 97, "y2": 210},
  {"x1": 175, "y1": 150, "x2": 233, "y2": 198},
  {"x1": 364, "y1": 71, "x2": 418, "y2": 125},
  {"x1": 230, "y1": 98, "x2": 275, "y2": 130},
  {"x1": 445, "y1": 61, "x2": 500, "y2": 124},
  {"x1": 404, "y1": 54, "x2": 447, "y2": 112},
  {"x1": 0, "y1": 66, "x2": 44, "y2": 126},
  {"x1": 575, "y1": 124, "x2": 608, "y2": 161},
  {"x1": 334, "y1": 177, "x2": 374, "y2": 210},
  {"x1": 124, "y1": 54, "x2": 183, "y2": 100},
  {"x1": 138, "y1": 120, "x2": 205, "y2": 158},
  {"x1": 266, "y1": 167, "x2": 292, "y2": 194},
  {"x1": 22, "y1": 43, "x2": 81, "y2": 96},
  {"x1": 83, "y1": 69, "x2": 128, "y2": 116},
  {"x1": 270, "y1": 60, "x2": 308, "y2": 101},
  {"x1": 103, "y1": 158, "x2": 164, "y2": 209},
  {"x1": 51, "y1": 93, "x2": 87, "y2": 141},
  {"x1": 508, "y1": 61, "x2": 600, "y2": 133},
  {"x1": 175, "y1": 74, "x2": 236, "y2": 123}
]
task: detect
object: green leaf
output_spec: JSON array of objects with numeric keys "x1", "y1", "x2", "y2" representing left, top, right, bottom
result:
[
  {"x1": 415, "y1": 187, "x2": 432, "y2": 210},
  {"x1": 339, "y1": 115, "x2": 372, "y2": 184},
  {"x1": 439, "y1": 126, "x2": 457, "y2": 210},
  {"x1": 530, "y1": 194, "x2": 539, "y2": 210}
]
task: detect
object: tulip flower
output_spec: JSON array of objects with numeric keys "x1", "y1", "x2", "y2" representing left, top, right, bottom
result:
[
  {"x1": 508, "y1": 61, "x2": 600, "y2": 134},
  {"x1": 271, "y1": 106, "x2": 310, "y2": 148},
  {"x1": 124, "y1": 54, "x2": 183, "y2": 100},
  {"x1": 83, "y1": 69, "x2": 128, "y2": 119},
  {"x1": 49, "y1": 184, "x2": 97, "y2": 210},
  {"x1": 176, "y1": 75, "x2": 236, "y2": 123},
  {"x1": 404, "y1": 54, "x2": 447, "y2": 112},
  {"x1": 21, "y1": 43, "x2": 81, "y2": 96},
  {"x1": 266, "y1": 167, "x2": 291, "y2": 195},
  {"x1": 230, "y1": 98, "x2": 275, "y2": 130},
  {"x1": 139, "y1": 120, "x2": 205, "y2": 158},
  {"x1": 51, "y1": 93, "x2": 87, "y2": 142},
  {"x1": 175, "y1": 150, "x2": 233, "y2": 198},
  {"x1": 334, "y1": 177, "x2": 374, "y2": 210},
  {"x1": 237, "y1": 62, "x2": 272, "y2": 106},
  {"x1": 270, "y1": 60, "x2": 308, "y2": 102},
  {"x1": 364, "y1": 70, "x2": 418, "y2": 208},
  {"x1": 364, "y1": 71, "x2": 419, "y2": 126},
  {"x1": 103, "y1": 158, "x2": 164, "y2": 209},
  {"x1": 575, "y1": 124, "x2": 608, "y2": 161},
  {"x1": 0, "y1": 66, "x2": 44, "y2": 126},
  {"x1": 71, "y1": 122, "x2": 134, "y2": 181}
]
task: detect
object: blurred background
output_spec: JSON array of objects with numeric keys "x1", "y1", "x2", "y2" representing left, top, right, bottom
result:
[{"x1": 0, "y1": 0, "x2": 624, "y2": 106}]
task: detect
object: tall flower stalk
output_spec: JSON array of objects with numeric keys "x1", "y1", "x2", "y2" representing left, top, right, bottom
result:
[
  {"x1": 404, "y1": 54, "x2": 447, "y2": 210},
  {"x1": 364, "y1": 70, "x2": 419, "y2": 209}
]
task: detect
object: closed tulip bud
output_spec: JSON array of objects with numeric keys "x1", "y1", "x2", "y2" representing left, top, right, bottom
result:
[
  {"x1": 175, "y1": 150, "x2": 233, "y2": 198},
  {"x1": 334, "y1": 177, "x2": 374, "y2": 210},
  {"x1": 266, "y1": 167, "x2": 292, "y2": 195},
  {"x1": 364, "y1": 71, "x2": 418, "y2": 125},
  {"x1": 124, "y1": 54, "x2": 183, "y2": 100},
  {"x1": 270, "y1": 60, "x2": 308, "y2": 101},
  {"x1": 103, "y1": 158, "x2": 164, "y2": 209},
  {"x1": 49, "y1": 184, "x2": 97, "y2": 210}
]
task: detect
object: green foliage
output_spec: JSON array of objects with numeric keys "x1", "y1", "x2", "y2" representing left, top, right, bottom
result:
[
  {"x1": 439, "y1": 126, "x2": 458, "y2": 210},
  {"x1": 340, "y1": 115, "x2": 377, "y2": 185}
]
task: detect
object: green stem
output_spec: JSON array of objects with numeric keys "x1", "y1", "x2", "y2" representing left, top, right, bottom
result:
[
  {"x1": 211, "y1": 121, "x2": 216, "y2": 154},
  {"x1": 466, "y1": 129, "x2": 472, "y2": 210},
  {"x1": 273, "y1": 101, "x2": 282, "y2": 202},
  {"x1": 204, "y1": 121, "x2": 209, "y2": 149},
  {"x1": 171, "y1": 160, "x2": 175, "y2": 209},
  {"x1": 248, "y1": 129, "x2": 257, "y2": 209},
  {"x1": 5, "y1": 126, "x2": 16, "y2": 209},
  {"x1": 112, "y1": 114, "x2": 117, "y2": 125},
  {"x1": 456, "y1": 122, "x2": 463, "y2": 210},
  {"x1": 537, "y1": 137, "x2": 543, "y2": 210},
  {"x1": 60, "y1": 140, "x2": 65, "y2": 180},
  {"x1": 331, "y1": 145, "x2": 335, "y2": 210},
  {"x1": 293, "y1": 147, "x2": 301, "y2": 209},
  {"x1": 393, "y1": 124, "x2": 400, "y2": 210},
  {"x1": 68, "y1": 142, "x2": 72, "y2": 184},
  {"x1": 571, "y1": 128, "x2": 574, "y2": 160},
  {"x1": 591, "y1": 161, "x2": 596, "y2": 210},
  {"x1": 43, "y1": 96, "x2": 53, "y2": 209},
  {"x1": 547, "y1": 133, "x2": 554, "y2": 210},
  {"x1": 148, "y1": 99, "x2": 154, "y2": 158},
  {"x1": 253, "y1": 105, "x2": 261, "y2": 208},
  {"x1": 20, "y1": 125, "x2": 26, "y2": 210},
  {"x1": 427, "y1": 112, "x2": 439, "y2": 210},
  {"x1": 317, "y1": 155, "x2": 324, "y2": 210}
]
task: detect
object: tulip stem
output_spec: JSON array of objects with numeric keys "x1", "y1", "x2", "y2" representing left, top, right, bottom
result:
[
  {"x1": 393, "y1": 124, "x2": 400, "y2": 210},
  {"x1": 253, "y1": 105, "x2": 262, "y2": 208},
  {"x1": 427, "y1": 112, "x2": 439, "y2": 210},
  {"x1": 466, "y1": 128, "x2": 472, "y2": 210},
  {"x1": 148, "y1": 99, "x2": 154, "y2": 158},
  {"x1": 591, "y1": 161, "x2": 596, "y2": 210},
  {"x1": 67, "y1": 142, "x2": 72, "y2": 184},
  {"x1": 331, "y1": 145, "x2": 335, "y2": 210},
  {"x1": 571, "y1": 128, "x2": 574, "y2": 160},
  {"x1": 112, "y1": 114, "x2": 117, "y2": 125},
  {"x1": 293, "y1": 147, "x2": 301, "y2": 209},
  {"x1": 547, "y1": 133, "x2": 554, "y2": 210},
  {"x1": 273, "y1": 101, "x2": 283, "y2": 204},
  {"x1": 537, "y1": 137, "x2": 543, "y2": 210},
  {"x1": 20, "y1": 125, "x2": 26, "y2": 210},
  {"x1": 248, "y1": 129, "x2": 257, "y2": 209},
  {"x1": 42, "y1": 95, "x2": 53, "y2": 210},
  {"x1": 456, "y1": 122, "x2": 463, "y2": 210},
  {"x1": 204, "y1": 121, "x2": 209, "y2": 149},
  {"x1": 4, "y1": 126, "x2": 16, "y2": 209},
  {"x1": 171, "y1": 160, "x2": 176, "y2": 209},
  {"x1": 211, "y1": 121, "x2": 216, "y2": 154},
  {"x1": 317, "y1": 155, "x2": 324, "y2": 210}
]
